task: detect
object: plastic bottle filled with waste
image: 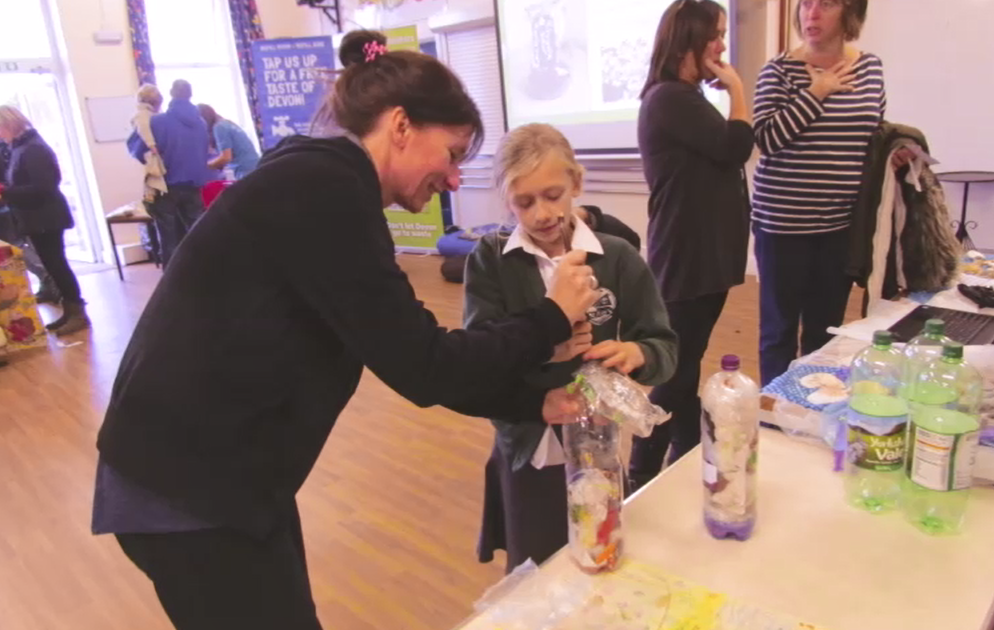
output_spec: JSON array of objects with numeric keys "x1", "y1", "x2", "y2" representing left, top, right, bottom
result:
[
  {"x1": 563, "y1": 416, "x2": 624, "y2": 573},
  {"x1": 700, "y1": 355, "x2": 760, "y2": 540},
  {"x1": 562, "y1": 363, "x2": 671, "y2": 572},
  {"x1": 902, "y1": 342, "x2": 982, "y2": 535},
  {"x1": 845, "y1": 331, "x2": 908, "y2": 513}
]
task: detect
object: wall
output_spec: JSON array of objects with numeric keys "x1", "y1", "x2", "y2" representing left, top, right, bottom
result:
[{"x1": 859, "y1": 0, "x2": 994, "y2": 249}]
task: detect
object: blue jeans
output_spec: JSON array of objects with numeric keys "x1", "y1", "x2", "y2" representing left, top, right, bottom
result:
[
  {"x1": 754, "y1": 227, "x2": 853, "y2": 387},
  {"x1": 148, "y1": 185, "x2": 205, "y2": 268}
]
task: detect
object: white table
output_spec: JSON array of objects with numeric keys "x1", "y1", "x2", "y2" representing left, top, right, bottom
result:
[{"x1": 457, "y1": 430, "x2": 994, "y2": 630}]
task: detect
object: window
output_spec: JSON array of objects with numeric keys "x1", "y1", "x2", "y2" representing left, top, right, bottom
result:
[
  {"x1": 145, "y1": 0, "x2": 257, "y2": 148},
  {"x1": 0, "y1": 0, "x2": 50, "y2": 60},
  {"x1": 0, "y1": 0, "x2": 99, "y2": 262}
]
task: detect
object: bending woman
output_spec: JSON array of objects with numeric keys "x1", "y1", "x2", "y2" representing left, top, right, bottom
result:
[{"x1": 92, "y1": 46, "x2": 598, "y2": 629}]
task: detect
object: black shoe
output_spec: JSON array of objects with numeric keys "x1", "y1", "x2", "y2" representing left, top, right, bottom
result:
[
  {"x1": 34, "y1": 279, "x2": 61, "y2": 305},
  {"x1": 46, "y1": 300, "x2": 90, "y2": 335}
]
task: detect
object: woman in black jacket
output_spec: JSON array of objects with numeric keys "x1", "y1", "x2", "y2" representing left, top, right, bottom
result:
[
  {"x1": 92, "y1": 34, "x2": 599, "y2": 630},
  {"x1": 630, "y1": 0, "x2": 754, "y2": 490},
  {"x1": 0, "y1": 106, "x2": 87, "y2": 335}
]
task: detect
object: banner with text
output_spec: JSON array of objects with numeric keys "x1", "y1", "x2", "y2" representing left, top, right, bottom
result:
[
  {"x1": 381, "y1": 25, "x2": 442, "y2": 250},
  {"x1": 251, "y1": 36, "x2": 334, "y2": 150},
  {"x1": 383, "y1": 25, "x2": 420, "y2": 52},
  {"x1": 386, "y1": 194, "x2": 446, "y2": 251}
]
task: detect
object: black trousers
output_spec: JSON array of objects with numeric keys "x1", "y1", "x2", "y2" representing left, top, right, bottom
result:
[
  {"x1": 628, "y1": 291, "x2": 728, "y2": 491},
  {"x1": 148, "y1": 185, "x2": 204, "y2": 268},
  {"x1": 116, "y1": 507, "x2": 322, "y2": 630},
  {"x1": 754, "y1": 228, "x2": 853, "y2": 387},
  {"x1": 28, "y1": 229, "x2": 81, "y2": 303}
]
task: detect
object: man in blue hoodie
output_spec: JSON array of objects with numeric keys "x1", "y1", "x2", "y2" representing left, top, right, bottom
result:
[{"x1": 128, "y1": 80, "x2": 212, "y2": 267}]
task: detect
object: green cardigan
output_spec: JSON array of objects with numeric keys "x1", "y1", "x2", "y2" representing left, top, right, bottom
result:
[{"x1": 463, "y1": 230, "x2": 679, "y2": 471}]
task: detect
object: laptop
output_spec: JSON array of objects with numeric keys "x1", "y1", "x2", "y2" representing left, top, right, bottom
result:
[{"x1": 888, "y1": 304, "x2": 994, "y2": 345}]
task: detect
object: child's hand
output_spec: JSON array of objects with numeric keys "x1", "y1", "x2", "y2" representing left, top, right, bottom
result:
[
  {"x1": 150, "y1": 146, "x2": 159, "y2": 156},
  {"x1": 549, "y1": 321, "x2": 592, "y2": 363},
  {"x1": 584, "y1": 340, "x2": 645, "y2": 375},
  {"x1": 542, "y1": 387, "x2": 585, "y2": 424}
]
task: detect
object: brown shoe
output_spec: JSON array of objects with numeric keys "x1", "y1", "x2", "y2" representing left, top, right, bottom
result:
[{"x1": 49, "y1": 301, "x2": 91, "y2": 336}]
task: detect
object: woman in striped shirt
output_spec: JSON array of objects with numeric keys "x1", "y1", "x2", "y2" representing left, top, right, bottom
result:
[{"x1": 752, "y1": 0, "x2": 884, "y2": 385}]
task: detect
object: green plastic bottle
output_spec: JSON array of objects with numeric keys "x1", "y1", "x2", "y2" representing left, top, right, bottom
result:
[
  {"x1": 846, "y1": 331, "x2": 908, "y2": 512},
  {"x1": 902, "y1": 342, "x2": 982, "y2": 535},
  {"x1": 901, "y1": 319, "x2": 950, "y2": 402}
]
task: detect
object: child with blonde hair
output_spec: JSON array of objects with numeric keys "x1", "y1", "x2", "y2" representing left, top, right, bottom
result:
[
  {"x1": 466, "y1": 123, "x2": 678, "y2": 572},
  {"x1": 133, "y1": 84, "x2": 167, "y2": 202}
]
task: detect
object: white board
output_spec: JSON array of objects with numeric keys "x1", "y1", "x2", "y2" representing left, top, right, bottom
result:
[
  {"x1": 860, "y1": 0, "x2": 993, "y2": 172},
  {"x1": 860, "y1": 0, "x2": 994, "y2": 248},
  {"x1": 84, "y1": 95, "x2": 135, "y2": 143}
]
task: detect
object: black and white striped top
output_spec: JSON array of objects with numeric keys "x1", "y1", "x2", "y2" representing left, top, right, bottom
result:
[{"x1": 752, "y1": 52, "x2": 886, "y2": 234}]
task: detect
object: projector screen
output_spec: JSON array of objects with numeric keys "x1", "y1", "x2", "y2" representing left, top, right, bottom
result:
[{"x1": 495, "y1": 0, "x2": 733, "y2": 153}]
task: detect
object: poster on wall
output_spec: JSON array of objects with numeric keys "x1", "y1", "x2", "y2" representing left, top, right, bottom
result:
[
  {"x1": 251, "y1": 36, "x2": 335, "y2": 150},
  {"x1": 386, "y1": 194, "x2": 446, "y2": 251},
  {"x1": 383, "y1": 25, "x2": 420, "y2": 52}
]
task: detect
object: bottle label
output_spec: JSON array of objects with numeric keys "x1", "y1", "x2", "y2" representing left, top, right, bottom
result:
[
  {"x1": 847, "y1": 410, "x2": 906, "y2": 472},
  {"x1": 908, "y1": 424, "x2": 980, "y2": 491}
]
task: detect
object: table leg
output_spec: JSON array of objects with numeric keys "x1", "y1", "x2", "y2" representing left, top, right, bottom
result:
[
  {"x1": 954, "y1": 182, "x2": 975, "y2": 249},
  {"x1": 108, "y1": 223, "x2": 123, "y2": 281}
]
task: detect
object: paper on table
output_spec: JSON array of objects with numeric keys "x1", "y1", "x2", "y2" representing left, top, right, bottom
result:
[{"x1": 827, "y1": 299, "x2": 918, "y2": 342}]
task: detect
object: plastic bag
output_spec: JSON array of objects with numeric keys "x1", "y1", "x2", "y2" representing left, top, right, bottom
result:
[
  {"x1": 568, "y1": 362, "x2": 671, "y2": 438},
  {"x1": 472, "y1": 559, "x2": 591, "y2": 629}
]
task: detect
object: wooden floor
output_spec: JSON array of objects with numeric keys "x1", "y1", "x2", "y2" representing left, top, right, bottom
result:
[{"x1": 0, "y1": 254, "x2": 861, "y2": 629}]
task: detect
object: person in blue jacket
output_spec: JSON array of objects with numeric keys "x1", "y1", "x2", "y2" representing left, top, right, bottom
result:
[{"x1": 127, "y1": 79, "x2": 212, "y2": 267}]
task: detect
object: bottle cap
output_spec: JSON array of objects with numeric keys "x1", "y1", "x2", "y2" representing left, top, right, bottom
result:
[
  {"x1": 943, "y1": 342, "x2": 964, "y2": 360},
  {"x1": 872, "y1": 330, "x2": 893, "y2": 347},
  {"x1": 721, "y1": 355, "x2": 740, "y2": 371},
  {"x1": 924, "y1": 319, "x2": 946, "y2": 335}
]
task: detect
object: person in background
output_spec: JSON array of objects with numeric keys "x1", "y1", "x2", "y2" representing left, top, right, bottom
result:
[
  {"x1": 469, "y1": 123, "x2": 678, "y2": 573},
  {"x1": 133, "y1": 84, "x2": 168, "y2": 203},
  {"x1": 630, "y1": 0, "x2": 754, "y2": 491},
  {"x1": 752, "y1": 0, "x2": 884, "y2": 386},
  {"x1": 0, "y1": 105, "x2": 89, "y2": 335},
  {"x1": 574, "y1": 204, "x2": 641, "y2": 252},
  {"x1": 127, "y1": 79, "x2": 211, "y2": 268},
  {"x1": 197, "y1": 104, "x2": 260, "y2": 180},
  {"x1": 0, "y1": 138, "x2": 58, "y2": 303},
  {"x1": 93, "y1": 44, "x2": 599, "y2": 629}
]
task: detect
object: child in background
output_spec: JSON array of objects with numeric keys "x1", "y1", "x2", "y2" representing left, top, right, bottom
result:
[
  {"x1": 466, "y1": 123, "x2": 678, "y2": 573},
  {"x1": 133, "y1": 84, "x2": 167, "y2": 203}
]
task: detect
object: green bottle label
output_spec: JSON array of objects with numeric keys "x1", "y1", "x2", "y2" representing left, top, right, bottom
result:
[
  {"x1": 847, "y1": 395, "x2": 908, "y2": 471},
  {"x1": 908, "y1": 412, "x2": 981, "y2": 491}
]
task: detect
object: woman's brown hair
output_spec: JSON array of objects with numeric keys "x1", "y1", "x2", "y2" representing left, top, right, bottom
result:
[
  {"x1": 312, "y1": 46, "x2": 484, "y2": 159},
  {"x1": 794, "y1": 0, "x2": 868, "y2": 42},
  {"x1": 641, "y1": 0, "x2": 725, "y2": 98}
]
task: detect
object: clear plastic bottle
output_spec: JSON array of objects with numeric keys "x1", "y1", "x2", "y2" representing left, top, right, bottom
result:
[
  {"x1": 563, "y1": 417, "x2": 623, "y2": 573},
  {"x1": 902, "y1": 342, "x2": 983, "y2": 535},
  {"x1": 700, "y1": 355, "x2": 760, "y2": 540},
  {"x1": 845, "y1": 331, "x2": 908, "y2": 513},
  {"x1": 901, "y1": 318, "x2": 950, "y2": 401}
]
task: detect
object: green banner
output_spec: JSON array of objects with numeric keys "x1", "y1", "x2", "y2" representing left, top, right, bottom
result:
[
  {"x1": 384, "y1": 26, "x2": 420, "y2": 52},
  {"x1": 386, "y1": 193, "x2": 445, "y2": 251},
  {"x1": 382, "y1": 26, "x2": 435, "y2": 250}
]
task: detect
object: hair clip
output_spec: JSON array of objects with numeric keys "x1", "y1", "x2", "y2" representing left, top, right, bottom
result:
[{"x1": 363, "y1": 41, "x2": 388, "y2": 63}]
